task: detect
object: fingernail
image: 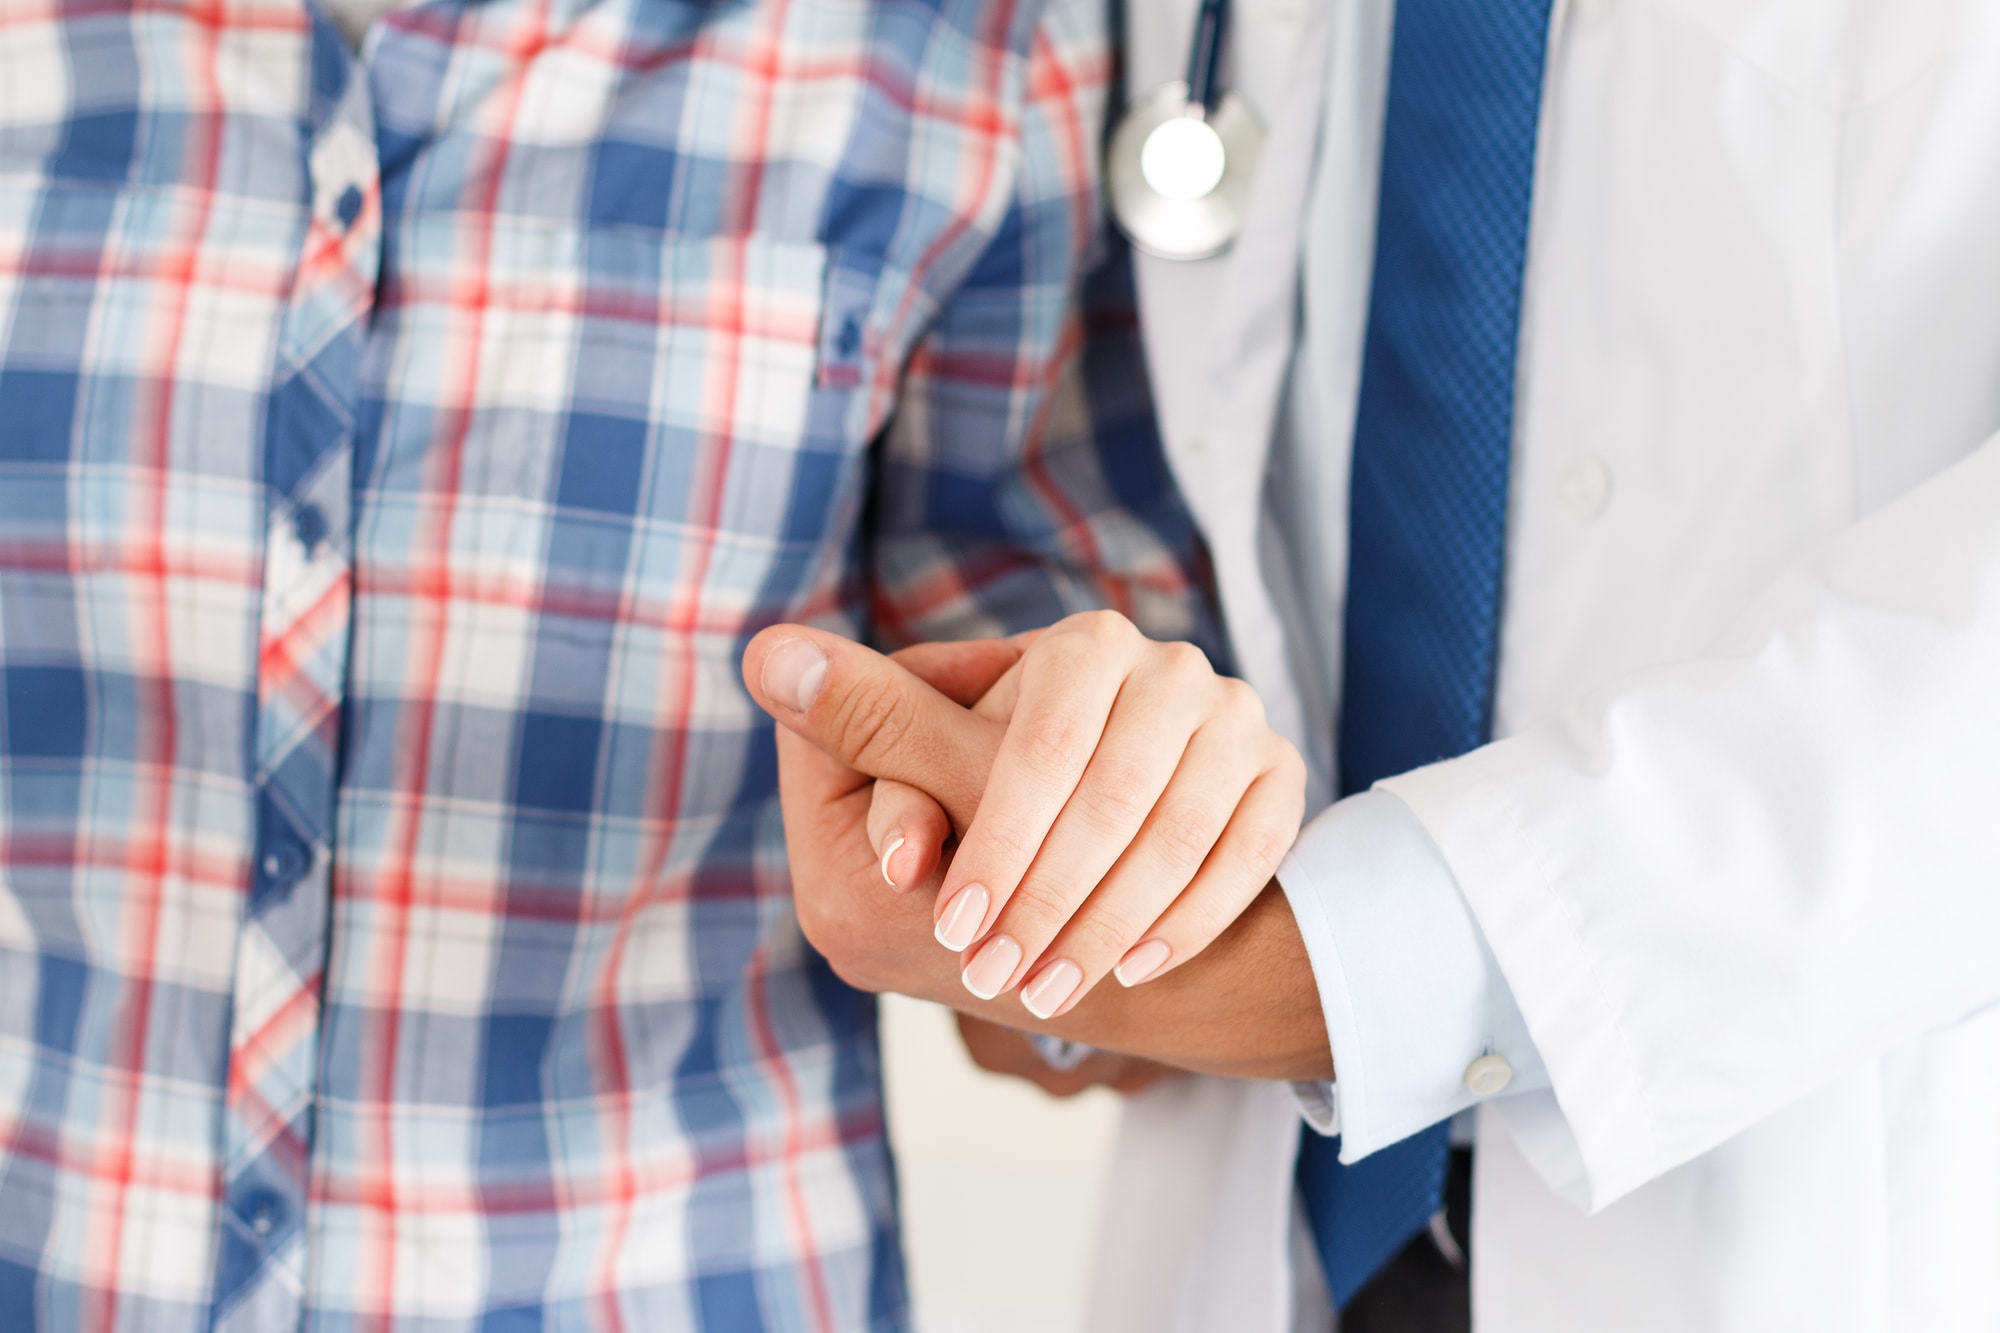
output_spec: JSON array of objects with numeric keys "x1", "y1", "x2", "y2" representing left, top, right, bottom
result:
[
  {"x1": 934, "y1": 884, "x2": 990, "y2": 952},
  {"x1": 879, "y1": 834, "x2": 906, "y2": 887},
  {"x1": 761, "y1": 638, "x2": 828, "y2": 713},
  {"x1": 1114, "y1": 939, "x2": 1172, "y2": 987},
  {"x1": 961, "y1": 934, "x2": 1023, "y2": 1000},
  {"x1": 1020, "y1": 959, "x2": 1082, "y2": 1019}
]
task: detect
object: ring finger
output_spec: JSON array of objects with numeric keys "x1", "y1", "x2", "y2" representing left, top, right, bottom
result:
[{"x1": 1018, "y1": 737, "x2": 1302, "y2": 1016}]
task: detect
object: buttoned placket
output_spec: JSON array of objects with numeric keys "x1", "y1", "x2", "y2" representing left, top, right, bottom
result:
[{"x1": 210, "y1": 48, "x2": 383, "y2": 1332}]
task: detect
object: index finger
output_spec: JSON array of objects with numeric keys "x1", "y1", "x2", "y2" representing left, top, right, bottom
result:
[
  {"x1": 742, "y1": 624, "x2": 1007, "y2": 827},
  {"x1": 931, "y1": 613, "x2": 1143, "y2": 950}
]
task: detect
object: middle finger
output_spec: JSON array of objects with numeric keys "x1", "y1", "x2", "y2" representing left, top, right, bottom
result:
[
  {"x1": 930, "y1": 617, "x2": 1145, "y2": 951},
  {"x1": 954, "y1": 656, "x2": 1220, "y2": 998}
]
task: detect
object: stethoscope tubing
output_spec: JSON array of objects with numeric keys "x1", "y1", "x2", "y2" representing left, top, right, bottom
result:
[{"x1": 1182, "y1": 0, "x2": 1231, "y2": 113}]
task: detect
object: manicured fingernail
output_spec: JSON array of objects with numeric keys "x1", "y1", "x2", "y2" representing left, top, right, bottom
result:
[
  {"x1": 934, "y1": 884, "x2": 990, "y2": 952},
  {"x1": 961, "y1": 934, "x2": 1023, "y2": 1000},
  {"x1": 1114, "y1": 939, "x2": 1172, "y2": 987},
  {"x1": 761, "y1": 638, "x2": 828, "y2": 713},
  {"x1": 879, "y1": 834, "x2": 906, "y2": 887},
  {"x1": 1020, "y1": 959, "x2": 1082, "y2": 1019}
]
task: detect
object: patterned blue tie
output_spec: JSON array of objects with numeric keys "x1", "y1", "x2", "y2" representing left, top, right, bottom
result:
[{"x1": 1295, "y1": 0, "x2": 1552, "y2": 1309}]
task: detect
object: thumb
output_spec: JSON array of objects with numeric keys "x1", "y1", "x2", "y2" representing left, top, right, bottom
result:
[{"x1": 743, "y1": 624, "x2": 1003, "y2": 828}]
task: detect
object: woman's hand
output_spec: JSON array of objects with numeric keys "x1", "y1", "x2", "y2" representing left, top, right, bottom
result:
[{"x1": 869, "y1": 611, "x2": 1306, "y2": 1020}]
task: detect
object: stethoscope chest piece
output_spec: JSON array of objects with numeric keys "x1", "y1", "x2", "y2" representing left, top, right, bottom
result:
[{"x1": 1108, "y1": 80, "x2": 1264, "y2": 262}]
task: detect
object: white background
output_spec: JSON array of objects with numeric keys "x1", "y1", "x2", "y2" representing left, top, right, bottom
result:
[{"x1": 881, "y1": 995, "x2": 1121, "y2": 1333}]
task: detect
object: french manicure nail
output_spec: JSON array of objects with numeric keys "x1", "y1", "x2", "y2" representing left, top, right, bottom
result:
[
  {"x1": 934, "y1": 884, "x2": 990, "y2": 952},
  {"x1": 1114, "y1": 939, "x2": 1172, "y2": 987},
  {"x1": 760, "y1": 638, "x2": 828, "y2": 713},
  {"x1": 961, "y1": 934, "x2": 1023, "y2": 1000},
  {"x1": 879, "y1": 834, "x2": 906, "y2": 887},
  {"x1": 1020, "y1": 959, "x2": 1082, "y2": 1019}
]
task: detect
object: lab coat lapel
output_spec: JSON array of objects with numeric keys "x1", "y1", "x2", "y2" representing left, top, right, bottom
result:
[{"x1": 1130, "y1": 0, "x2": 1335, "y2": 756}]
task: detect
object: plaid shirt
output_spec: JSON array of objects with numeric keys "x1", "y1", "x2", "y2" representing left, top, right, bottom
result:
[{"x1": 0, "y1": 0, "x2": 1213, "y2": 1327}]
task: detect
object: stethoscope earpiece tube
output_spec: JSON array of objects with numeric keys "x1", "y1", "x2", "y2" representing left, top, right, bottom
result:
[{"x1": 1183, "y1": 0, "x2": 1231, "y2": 113}]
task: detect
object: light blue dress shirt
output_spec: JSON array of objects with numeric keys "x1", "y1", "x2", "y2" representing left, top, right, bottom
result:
[{"x1": 1277, "y1": 793, "x2": 1547, "y2": 1157}]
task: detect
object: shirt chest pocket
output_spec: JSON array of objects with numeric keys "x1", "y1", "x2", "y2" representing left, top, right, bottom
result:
[
  {"x1": 362, "y1": 225, "x2": 891, "y2": 635},
  {"x1": 349, "y1": 224, "x2": 914, "y2": 829}
]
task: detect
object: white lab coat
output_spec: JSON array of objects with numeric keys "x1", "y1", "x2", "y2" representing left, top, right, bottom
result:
[{"x1": 1089, "y1": 0, "x2": 2000, "y2": 1329}]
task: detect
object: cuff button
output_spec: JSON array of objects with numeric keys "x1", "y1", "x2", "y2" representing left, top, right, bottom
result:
[{"x1": 1463, "y1": 1054, "x2": 1513, "y2": 1097}]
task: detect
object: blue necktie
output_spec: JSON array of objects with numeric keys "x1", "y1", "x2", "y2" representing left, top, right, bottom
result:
[{"x1": 1295, "y1": 0, "x2": 1552, "y2": 1309}]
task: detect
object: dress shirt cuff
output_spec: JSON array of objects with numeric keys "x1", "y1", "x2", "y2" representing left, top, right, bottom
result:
[{"x1": 1277, "y1": 789, "x2": 1549, "y2": 1163}]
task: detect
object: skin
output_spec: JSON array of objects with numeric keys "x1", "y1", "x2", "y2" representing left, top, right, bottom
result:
[
  {"x1": 951, "y1": 1010, "x2": 1170, "y2": 1098},
  {"x1": 743, "y1": 624, "x2": 1334, "y2": 1083},
  {"x1": 867, "y1": 614, "x2": 1308, "y2": 1021},
  {"x1": 859, "y1": 614, "x2": 1308, "y2": 1032}
]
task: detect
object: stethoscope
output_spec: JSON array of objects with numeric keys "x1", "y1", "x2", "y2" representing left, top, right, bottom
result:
[{"x1": 1107, "y1": 0, "x2": 1264, "y2": 262}]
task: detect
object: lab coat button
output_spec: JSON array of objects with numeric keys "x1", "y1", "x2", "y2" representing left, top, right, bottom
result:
[
  {"x1": 1557, "y1": 457, "x2": 1611, "y2": 519},
  {"x1": 1463, "y1": 1054, "x2": 1513, "y2": 1097}
]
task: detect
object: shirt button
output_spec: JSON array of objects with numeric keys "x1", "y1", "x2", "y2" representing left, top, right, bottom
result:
[
  {"x1": 261, "y1": 845, "x2": 308, "y2": 885},
  {"x1": 1556, "y1": 457, "x2": 1612, "y2": 520},
  {"x1": 834, "y1": 315, "x2": 863, "y2": 359},
  {"x1": 1463, "y1": 1054, "x2": 1514, "y2": 1097},
  {"x1": 293, "y1": 503, "x2": 329, "y2": 554},
  {"x1": 335, "y1": 184, "x2": 365, "y2": 230},
  {"x1": 242, "y1": 1191, "x2": 285, "y2": 1240}
]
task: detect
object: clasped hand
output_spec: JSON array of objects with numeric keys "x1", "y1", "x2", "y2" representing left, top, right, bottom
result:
[{"x1": 741, "y1": 612, "x2": 1307, "y2": 1083}]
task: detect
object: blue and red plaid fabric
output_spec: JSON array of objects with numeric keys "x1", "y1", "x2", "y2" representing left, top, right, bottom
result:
[{"x1": 0, "y1": 0, "x2": 1214, "y2": 1327}]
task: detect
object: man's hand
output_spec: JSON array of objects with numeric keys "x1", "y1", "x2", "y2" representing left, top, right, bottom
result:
[
  {"x1": 741, "y1": 624, "x2": 1333, "y2": 1082},
  {"x1": 954, "y1": 1014, "x2": 1171, "y2": 1098}
]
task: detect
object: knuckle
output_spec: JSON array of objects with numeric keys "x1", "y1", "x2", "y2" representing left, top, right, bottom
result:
[
  {"x1": 974, "y1": 816, "x2": 1036, "y2": 867},
  {"x1": 1005, "y1": 875, "x2": 1076, "y2": 930},
  {"x1": 1158, "y1": 639, "x2": 1214, "y2": 685},
  {"x1": 1271, "y1": 740, "x2": 1309, "y2": 791},
  {"x1": 1066, "y1": 906, "x2": 1141, "y2": 959},
  {"x1": 1076, "y1": 761, "x2": 1154, "y2": 831},
  {"x1": 1170, "y1": 893, "x2": 1237, "y2": 948},
  {"x1": 1151, "y1": 803, "x2": 1219, "y2": 870},
  {"x1": 1070, "y1": 608, "x2": 1135, "y2": 646},
  {"x1": 1016, "y1": 710, "x2": 1087, "y2": 780},
  {"x1": 1035, "y1": 610, "x2": 1139, "y2": 666},
  {"x1": 1216, "y1": 675, "x2": 1267, "y2": 725},
  {"x1": 1241, "y1": 819, "x2": 1298, "y2": 879},
  {"x1": 1028, "y1": 620, "x2": 1107, "y2": 678},
  {"x1": 831, "y1": 675, "x2": 912, "y2": 769}
]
